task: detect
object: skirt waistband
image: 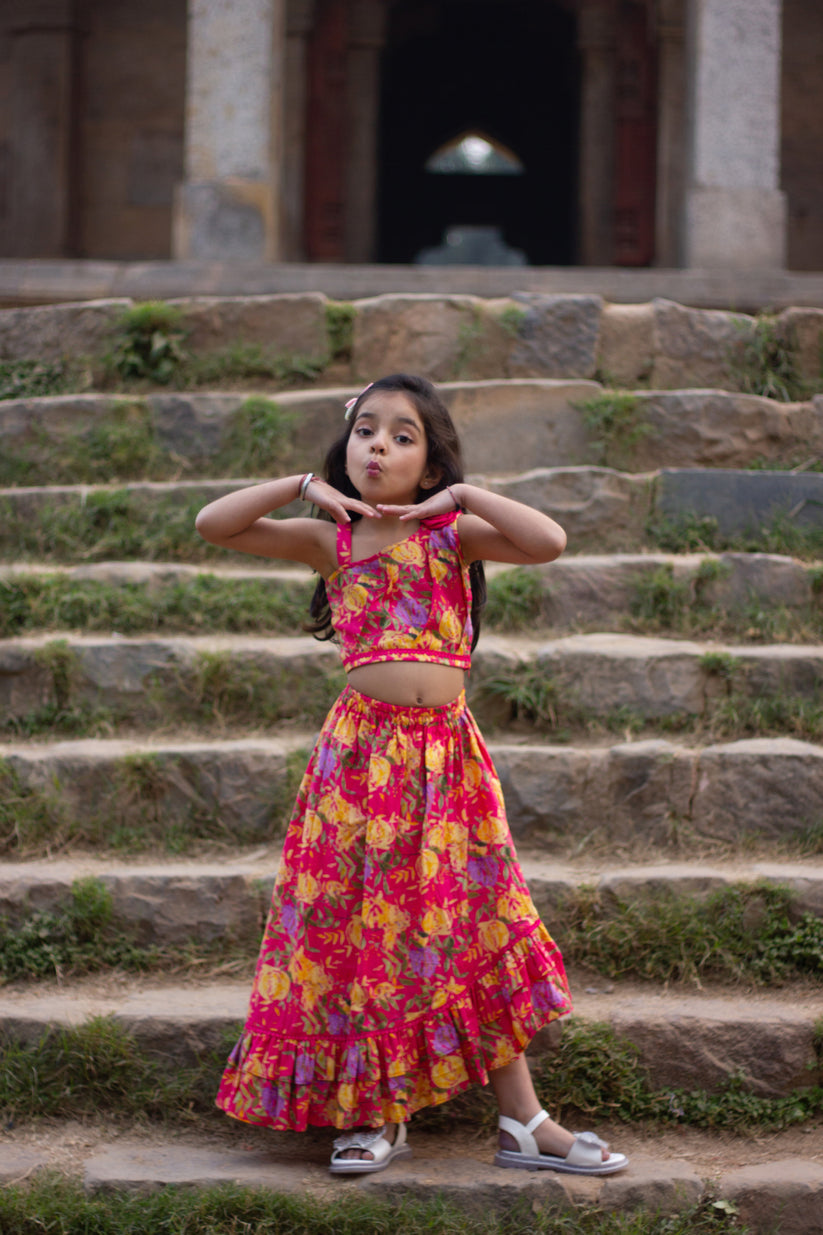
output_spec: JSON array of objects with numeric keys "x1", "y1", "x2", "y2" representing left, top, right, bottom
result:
[{"x1": 338, "y1": 684, "x2": 467, "y2": 725}]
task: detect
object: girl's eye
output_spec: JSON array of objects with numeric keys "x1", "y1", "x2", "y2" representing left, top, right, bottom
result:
[
  {"x1": 355, "y1": 426, "x2": 372, "y2": 437},
  {"x1": 395, "y1": 434, "x2": 412, "y2": 444}
]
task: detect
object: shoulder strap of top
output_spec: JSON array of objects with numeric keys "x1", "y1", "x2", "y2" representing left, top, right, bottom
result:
[
  {"x1": 419, "y1": 509, "x2": 460, "y2": 531},
  {"x1": 336, "y1": 520, "x2": 352, "y2": 568}
]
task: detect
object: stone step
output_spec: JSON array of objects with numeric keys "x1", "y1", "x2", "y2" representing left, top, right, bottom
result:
[
  {"x1": 2, "y1": 290, "x2": 822, "y2": 395},
  {"x1": 2, "y1": 855, "x2": 822, "y2": 943},
  {"x1": 2, "y1": 977, "x2": 820, "y2": 1101},
  {"x1": 3, "y1": 383, "x2": 823, "y2": 483},
  {"x1": 0, "y1": 469, "x2": 653, "y2": 560},
  {"x1": 3, "y1": 1134, "x2": 823, "y2": 1235},
  {"x1": 1, "y1": 550, "x2": 817, "y2": 635},
  {"x1": 3, "y1": 630, "x2": 822, "y2": 732},
  {"x1": 3, "y1": 466, "x2": 823, "y2": 566},
  {"x1": 3, "y1": 733, "x2": 823, "y2": 851}
]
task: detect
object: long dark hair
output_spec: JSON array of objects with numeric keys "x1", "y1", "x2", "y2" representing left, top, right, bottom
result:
[{"x1": 306, "y1": 373, "x2": 486, "y2": 648}]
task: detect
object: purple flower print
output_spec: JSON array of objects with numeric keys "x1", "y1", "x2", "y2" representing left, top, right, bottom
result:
[
  {"x1": 395, "y1": 597, "x2": 427, "y2": 629},
  {"x1": 294, "y1": 1052, "x2": 315, "y2": 1085},
  {"x1": 344, "y1": 1044, "x2": 366, "y2": 1080},
  {"x1": 428, "y1": 529, "x2": 450, "y2": 555},
  {"x1": 279, "y1": 903, "x2": 299, "y2": 935},
  {"x1": 228, "y1": 1035, "x2": 244, "y2": 1066},
  {"x1": 316, "y1": 742, "x2": 338, "y2": 779},
  {"x1": 468, "y1": 855, "x2": 499, "y2": 887},
  {"x1": 328, "y1": 1010, "x2": 350, "y2": 1036},
  {"x1": 532, "y1": 981, "x2": 565, "y2": 1013},
  {"x1": 388, "y1": 1074, "x2": 407, "y2": 1094},
  {"x1": 261, "y1": 1083, "x2": 288, "y2": 1120},
  {"x1": 432, "y1": 1023, "x2": 459, "y2": 1055},
  {"x1": 409, "y1": 947, "x2": 439, "y2": 979}
]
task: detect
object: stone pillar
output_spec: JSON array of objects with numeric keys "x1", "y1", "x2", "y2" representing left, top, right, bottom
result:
[
  {"x1": 282, "y1": 0, "x2": 315, "y2": 261},
  {"x1": 654, "y1": 0, "x2": 686, "y2": 265},
  {"x1": 577, "y1": 2, "x2": 617, "y2": 266},
  {"x1": 7, "y1": 0, "x2": 82, "y2": 257},
  {"x1": 174, "y1": 0, "x2": 286, "y2": 260},
  {"x1": 683, "y1": 0, "x2": 786, "y2": 268},
  {"x1": 344, "y1": 0, "x2": 386, "y2": 263}
]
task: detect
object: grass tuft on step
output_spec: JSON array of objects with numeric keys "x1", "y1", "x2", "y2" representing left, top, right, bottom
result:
[
  {"x1": 561, "y1": 880, "x2": 823, "y2": 986},
  {"x1": 0, "y1": 878, "x2": 258, "y2": 982},
  {"x1": 0, "y1": 1175, "x2": 745, "y2": 1235},
  {"x1": 0, "y1": 572, "x2": 313, "y2": 637}
]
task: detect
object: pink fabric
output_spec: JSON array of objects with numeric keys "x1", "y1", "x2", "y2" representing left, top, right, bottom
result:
[
  {"x1": 216, "y1": 687, "x2": 573, "y2": 1132},
  {"x1": 326, "y1": 511, "x2": 472, "y2": 672}
]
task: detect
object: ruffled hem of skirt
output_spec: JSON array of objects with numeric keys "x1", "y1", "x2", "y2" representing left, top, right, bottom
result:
[{"x1": 215, "y1": 926, "x2": 572, "y2": 1131}]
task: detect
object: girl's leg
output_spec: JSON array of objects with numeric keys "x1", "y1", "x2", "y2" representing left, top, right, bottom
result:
[{"x1": 489, "y1": 1055, "x2": 608, "y2": 1160}]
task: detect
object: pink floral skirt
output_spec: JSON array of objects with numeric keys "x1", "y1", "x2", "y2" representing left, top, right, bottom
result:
[{"x1": 216, "y1": 685, "x2": 572, "y2": 1131}]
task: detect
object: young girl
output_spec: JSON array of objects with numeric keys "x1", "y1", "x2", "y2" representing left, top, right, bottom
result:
[{"x1": 195, "y1": 374, "x2": 627, "y2": 1177}]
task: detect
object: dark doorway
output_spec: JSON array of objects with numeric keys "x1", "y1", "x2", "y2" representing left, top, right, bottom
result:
[{"x1": 377, "y1": 0, "x2": 580, "y2": 265}]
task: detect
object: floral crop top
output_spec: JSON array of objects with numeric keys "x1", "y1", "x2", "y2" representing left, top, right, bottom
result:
[{"x1": 325, "y1": 510, "x2": 473, "y2": 672}]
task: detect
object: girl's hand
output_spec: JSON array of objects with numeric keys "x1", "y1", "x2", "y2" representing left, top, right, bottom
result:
[
  {"x1": 377, "y1": 487, "x2": 461, "y2": 521},
  {"x1": 304, "y1": 476, "x2": 381, "y2": 523}
]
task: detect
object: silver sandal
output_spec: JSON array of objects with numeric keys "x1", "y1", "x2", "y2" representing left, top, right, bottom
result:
[
  {"x1": 494, "y1": 1109, "x2": 628, "y2": 1175},
  {"x1": 329, "y1": 1122, "x2": 412, "y2": 1175}
]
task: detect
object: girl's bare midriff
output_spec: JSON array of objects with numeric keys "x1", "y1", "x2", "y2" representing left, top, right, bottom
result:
[{"x1": 347, "y1": 660, "x2": 464, "y2": 706}]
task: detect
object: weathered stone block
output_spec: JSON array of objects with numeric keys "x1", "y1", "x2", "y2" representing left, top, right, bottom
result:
[
  {"x1": 591, "y1": 740, "x2": 695, "y2": 844},
  {"x1": 538, "y1": 634, "x2": 706, "y2": 717},
  {"x1": 169, "y1": 293, "x2": 328, "y2": 359},
  {"x1": 492, "y1": 745, "x2": 591, "y2": 841},
  {"x1": 628, "y1": 390, "x2": 823, "y2": 471},
  {"x1": 649, "y1": 299, "x2": 753, "y2": 390},
  {"x1": 612, "y1": 999, "x2": 820, "y2": 1095},
  {"x1": 655, "y1": 467, "x2": 823, "y2": 532},
  {"x1": 693, "y1": 552, "x2": 812, "y2": 610},
  {"x1": 719, "y1": 1160, "x2": 823, "y2": 1235},
  {"x1": 441, "y1": 379, "x2": 598, "y2": 474},
  {"x1": 0, "y1": 1147, "x2": 49, "y2": 1183},
  {"x1": 477, "y1": 467, "x2": 653, "y2": 553},
  {"x1": 776, "y1": 307, "x2": 823, "y2": 383},
  {"x1": 351, "y1": 294, "x2": 512, "y2": 382},
  {"x1": 509, "y1": 294, "x2": 602, "y2": 379},
  {"x1": 0, "y1": 299, "x2": 131, "y2": 361},
  {"x1": 691, "y1": 738, "x2": 823, "y2": 842},
  {"x1": 598, "y1": 1159, "x2": 703, "y2": 1215},
  {"x1": 596, "y1": 303, "x2": 655, "y2": 387}
]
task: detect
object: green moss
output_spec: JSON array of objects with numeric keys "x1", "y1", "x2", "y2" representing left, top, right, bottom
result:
[
  {"x1": 217, "y1": 395, "x2": 297, "y2": 477},
  {"x1": 0, "y1": 357, "x2": 87, "y2": 401},
  {"x1": 109, "y1": 301, "x2": 188, "y2": 384},
  {"x1": 577, "y1": 392, "x2": 652, "y2": 468},
  {"x1": 561, "y1": 880, "x2": 823, "y2": 986},
  {"x1": 326, "y1": 300, "x2": 356, "y2": 360},
  {"x1": 484, "y1": 568, "x2": 544, "y2": 631}
]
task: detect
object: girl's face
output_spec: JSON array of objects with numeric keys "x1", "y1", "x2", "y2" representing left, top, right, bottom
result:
[{"x1": 346, "y1": 390, "x2": 437, "y2": 504}]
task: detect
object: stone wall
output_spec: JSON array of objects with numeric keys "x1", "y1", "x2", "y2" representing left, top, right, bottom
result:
[
  {"x1": 781, "y1": 0, "x2": 823, "y2": 271},
  {"x1": 78, "y1": 0, "x2": 186, "y2": 260},
  {"x1": 0, "y1": 27, "x2": 14, "y2": 257}
]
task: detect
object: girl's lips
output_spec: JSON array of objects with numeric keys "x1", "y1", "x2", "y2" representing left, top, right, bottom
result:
[{"x1": 366, "y1": 462, "x2": 382, "y2": 475}]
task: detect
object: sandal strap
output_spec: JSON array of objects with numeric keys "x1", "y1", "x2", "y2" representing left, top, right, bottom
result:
[
  {"x1": 566, "y1": 1131, "x2": 609, "y2": 1167},
  {"x1": 497, "y1": 1109, "x2": 550, "y2": 1157},
  {"x1": 332, "y1": 1126, "x2": 385, "y2": 1153}
]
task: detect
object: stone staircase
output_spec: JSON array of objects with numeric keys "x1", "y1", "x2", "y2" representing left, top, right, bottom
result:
[{"x1": 1, "y1": 291, "x2": 823, "y2": 1229}]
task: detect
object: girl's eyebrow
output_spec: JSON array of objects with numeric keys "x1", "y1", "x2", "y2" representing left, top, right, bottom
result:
[{"x1": 355, "y1": 410, "x2": 422, "y2": 432}]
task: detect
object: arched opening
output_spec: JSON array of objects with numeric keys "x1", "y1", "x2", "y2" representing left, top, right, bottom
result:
[{"x1": 377, "y1": 0, "x2": 579, "y2": 265}]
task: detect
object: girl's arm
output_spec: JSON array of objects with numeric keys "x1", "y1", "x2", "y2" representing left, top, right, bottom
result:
[
  {"x1": 195, "y1": 475, "x2": 378, "y2": 572},
  {"x1": 378, "y1": 483, "x2": 566, "y2": 565}
]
